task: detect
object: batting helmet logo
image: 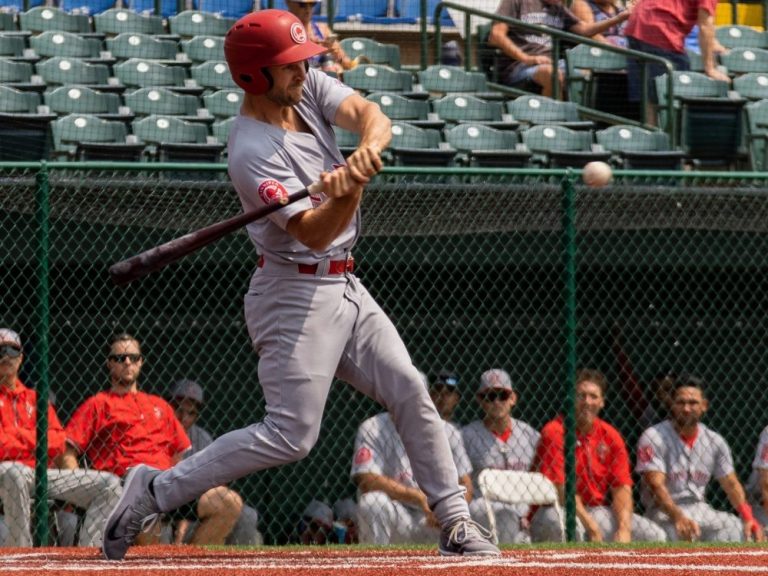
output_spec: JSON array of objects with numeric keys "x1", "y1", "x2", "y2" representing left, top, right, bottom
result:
[{"x1": 290, "y1": 22, "x2": 307, "y2": 44}]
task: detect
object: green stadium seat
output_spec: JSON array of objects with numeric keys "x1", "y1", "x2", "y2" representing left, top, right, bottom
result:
[
  {"x1": 106, "y1": 33, "x2": 179, "y2": 62},
  {"x1": 745, "y1": 99, "x2": 768, "y2": 171},
  {"x1": 132, "y1": 114, "x2": 224, "y2": 163},
  {"x1": 431, "y1": 94, "x2": 517, "y2": 130},
  {"x1": 342, "y1": 64, "x2": 413, "y2": 94},
  {"x1": 29, "y1": 31, "x2": 104, "y2": 60},
  {"x1": 339, "y1": 37, "x2": 400, "y2": 69},
  {"x1": 0, "y1": 85, "x2": 41, "y2": 112},
  {"x1": 520, "y1": 125, "x2": 610, "y2": 168},
  {"x1": 211, "y1": 117, "x2": 234, "y2": 147},
  {"x1": 565, "y1": 43, "x2": 632, "y2": 119},
  {"x1": 416, "y1": 65, "x2": 501, "y2": 100},
  {"x1": 0, "y1": 34, "x2": 28, "y2": 60},
  {"x1": 686, "y1": 49, "x2": 704, "y2": 72},
  {"x1": 507, "y1": 94, "x2": 595, "y2": 130},
  {"x1": 0, "y1": 108, "x2": 56, "y2": 160},
  {"x1": 333, "y1": 125, "x2": 359, "y2": 158},
  {"x1": 189, "y1": 60, "x2": 237, "y2": 91},
  {"x1": 43, "y1": 85, "x2": 129, "y2": 122},
  {"x1": 443, "y1": 123, "x2": 531, "y2": 168},
  {"x1": 0, "y1": 57, "x2": 44, "y2": 91},
  {"x1": 94, "y1": 8, "x2": 166, "y2": 37},
  {"x1": 733, "y1": 72, "x2": 768, "y2": 100},
  {"x1": 169, "y1": 11, "x2": 235, "y2": 38},
  {"x1": 720, "y1": 47, "x2": 768, "y2": 76},
  {"x1": 124, "y1": 87, "x2": 204, "y2": 123},
  {"x1": 715, "y1": 25, "x2": 767, "y2": 50},
  {"x1": 19, "y1": 6, "x2": 91, "y2": 35},
  {"x1": 113, "y1": 58, "x2": 195, "y2": 93},
  {"x1": 388, "y1": 121, "x2": 456, "y2": 167},
  {"x1": 181, "y1": 35, "x2": 225, "y2": 63},
  {"x1": 0, "y1": 12, "x2": 17, "y2": 33},
  {"x1": 595, "y1": 125, "x2": 684, "y2": 170},
  {"x1": 35, "y1": 57, "x2": 115, "y2": 92},
  {"x1": 202, "y1": 88, "x2": 243, "y2": 118},
  {"x1": 51, "y1": 113, "x2": 144, "y2": 161},
  {"x1": 366, "y1": 91, "x2": 444, "y2": 129}
]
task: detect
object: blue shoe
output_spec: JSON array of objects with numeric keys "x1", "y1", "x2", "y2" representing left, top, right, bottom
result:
[
  {"x1": 438, "y1": 518, "x2": 501, "y2": 557},
  {"x1": 102, "y1": 464, "x2": 162, "y2": 560}
]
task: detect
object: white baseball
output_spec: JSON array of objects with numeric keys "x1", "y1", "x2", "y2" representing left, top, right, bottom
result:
[{"x1": 582, "y1": 161, "x2": 613, "y2": 187}]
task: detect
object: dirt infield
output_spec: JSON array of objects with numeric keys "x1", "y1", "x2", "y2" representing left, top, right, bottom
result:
[{"x1": 1, "y1": 545, "x2": 767, "y2": 576}]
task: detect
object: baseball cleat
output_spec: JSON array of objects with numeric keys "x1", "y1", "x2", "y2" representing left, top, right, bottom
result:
[
  {"x1": 438, "y1": 518, "x2": 501, "y2": 556},
  {"x1": 102, "y1": 464, "x2": 162, "y2": 560}
]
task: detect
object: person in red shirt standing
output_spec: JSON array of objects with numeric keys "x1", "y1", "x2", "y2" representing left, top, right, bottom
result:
[
  {"x1": 61, "y1": 333, "x2": 242, "y2": 546},
  {"x1": 530, "y1": 368, "x2": 666, "y2": 542},
  {"x1": 0, "y1": 328, "x2": 121, "y2": 547}
]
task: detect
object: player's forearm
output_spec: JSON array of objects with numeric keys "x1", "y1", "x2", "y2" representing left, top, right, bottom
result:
[
  {"x1": 355, "y1": 472, "x2": 424, "y2": 507},
  {"x1": 645, "y1": 472, "x2": 683, "y2": 520},
  {"x1": 489, "y1": 26, "x2": 530, "y2": 63},
  {"x1": 697, "y1": 17, "x2": 719, "y2": 74},
  {"x1": 719, "y1": 473, "x2": 748, "y2": 510},
  {"x1": 287, "y1": 192, "x2": 361, "y2": 251},
  {"x1": 611, "y1": 485, "x2": 633, "y2": 531}
]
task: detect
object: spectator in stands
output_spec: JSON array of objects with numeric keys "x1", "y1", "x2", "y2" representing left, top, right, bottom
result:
[
  {"x1": 168, "y1": 378, "x2": 263, "y2": 545},
  {"x1": 61, "y1": 333, "x2": 243, "y2": 547},
  {"x1": 0, "y1": 328, "x2": 122, "y2": 548},
  {"x1": 570, "y1": 0, "x2": 630, "y2": 48},
  {"x1": 462, "y1": 368, "x2": 540, "y2": 543},
  {"x1": 488, "y1": 0, "x2": 632, "y2": 97},
  {"x1": 286, "y1": 0, "x2": 357, "y2": 74},
  {"x1": 746, "y1": 424, "x2": 768, "y2": 530},
  {"x1": 636, "y1": 374, "x2": 763, "y2": 542},
  {"x1": 531, "y1": 368, "x2": 667, "y2": 542},
  {"x1": 352, "y1": 370, "x2": 473, "y2": 545},
  {"x1": 624, "y1": 0, "x2": 730, "y2": 123},
  {"x1": 428, "y1": 369, "x2": 462, "y2": 423}
]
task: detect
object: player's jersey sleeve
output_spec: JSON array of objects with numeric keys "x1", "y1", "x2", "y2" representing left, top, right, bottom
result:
[
  {"x1": 635, "y1": 425, "x2": 667, "y2": 474},
  {"x1": 752, "y1": 426, "x2": 768, "y2": 471},
  {"x1": 306, "y1": 67, "x2": 355, "y2": 126},
  {"x1": 537, "y1": 420, "x2": 565, "y2": 485},
  {"x1": 710, "y1": 430, "x2": 735, "y2": 480},
  {"x1": 351, "y1": 416, "x2": 386, "y2": 478},
  {"x1": 64, "y1": 396, "x2": 98, "y2": 455},
  {"x1": 446, "y1": 422, "x2": 472, "y2": 479}
]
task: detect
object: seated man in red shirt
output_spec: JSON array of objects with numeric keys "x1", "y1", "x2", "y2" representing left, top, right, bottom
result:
[
  {"x1": 61, "y1": 333, "x2": 242, "y2": 546},
  {"x1": 0, "y1": 328, "x2": 121, "y2": 547},
  {"x1": 530, "y1": 368, "x2": 666, "y2": 542}
]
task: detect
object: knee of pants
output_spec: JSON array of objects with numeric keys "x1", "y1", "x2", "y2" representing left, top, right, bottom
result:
[
  {"x1": 0, "y1": 463, "x2": 31, "y2": 496},
  {"x1": 529, "y1": 507, "x2": 564, "y2": 542}
]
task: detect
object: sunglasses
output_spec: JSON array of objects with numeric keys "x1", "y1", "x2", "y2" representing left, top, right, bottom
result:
[
  {"x1": 108, "y1": 353, "x2": 142, "y2": 364},
  {"x1": 0, "y1": 344, "x2": 21, "y2": 359},
  {"x1": 480, "y1": 390, "x2": 512, "y2": 403}
]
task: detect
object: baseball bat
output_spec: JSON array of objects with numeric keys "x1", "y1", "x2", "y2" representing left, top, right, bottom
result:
[{"x1": 109, "y1": 182, "x2": 321, "y2": 286}]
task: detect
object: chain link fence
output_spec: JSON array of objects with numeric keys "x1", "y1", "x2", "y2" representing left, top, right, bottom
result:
[{"x1": 2, "y1": 164, "x2": 768, "y2": 546}]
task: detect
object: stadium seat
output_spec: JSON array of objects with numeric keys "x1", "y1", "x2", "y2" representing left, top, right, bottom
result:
[
  {"x1": 51, "y1": 113, "x2": 144, "y2": 161},
  {"x1": 342, "y1": 64, "x2": 413, "y2": 94},
  {"x1": 29, "y1": 31, "x2": 104, "y2": 60},
  {"x1": 417, "y1": 65, "x2": 500, "y2": 100},
  {"x1": 655, "y1": 71, "x2": 745, "y2": 168},
  {"x1": 0, "y1": 85, "x2": 41, "y2": 112},
  {"x1": 211, "y1": 116, "x2": 234, "y2": 147},
  {"x1": 365, "y1": 91, "x2": 443, "y2": 129},
  {"x1": 129, "y1": 0, "x2": 192, "y2": 19},
  {"x1": 123, "y1": 86, "x2": 203, "y2": 122},
  {"x1": 0, "y1": 34, "x2": 28, "y2": 60},
  {"x1": 432, "y1": 94, "x2": 517, "y2": 129},
  {"x1": 36, "y1": 57, "x2": 114, "y2": 91},
  {"x1": 686, "y1": 49, "x2": 704, "y2": 72},
  {"x1": 507, "y1": 94, "x2": 594, "y2": 130},
  {"x1": 596, "y1": 125, "x2": 684, "y2": 170},
  {"x1": 733, "y1": 72, "x2": 768, "y2": 100},
  {"x1": 0, "y1": 11, "x2": 19, "y2": 33},
  {"x1": 720, "y1": 47, "x2": 768, "y2": 75},
  {"x1": 339, "y1": 37, "x2": 400, "y2": 69},
  {"x1": 93, "y1": 8, "x2": 166, "y2": 36},
  {"x1": 715, "y1": 25, "x2": 767, "y2": 50},
  {"x1": 0, "y1": 108, "x2": 55, "y2": 160},
  {"x1": 0, "y1": 58, "x2": 44, "y2": 91},
  {"x1": 398, "y1": 0, "x2": 454, "y2": 25},
  {"x1": 43, "y1": 85, "x2": 129, "y2": 121},
  {"x1": 196, "y1": 0, "x2": 257, "y2": 18},
  {"x1": 106, "y1": 33, "x2": 179, "y2": 62},
  {"x1": 180, "y1": 35, "x2": 225, "y2": 63},
  {"x1": 19, "y1": 6, "x2": 91, "y2": 35},
  {"x1": 113, "y1": 58, "x2": 190, "y2": 90},
  {"x1": 202, "y1": 88, "x2": 243, "y2": 118},
  {"x1": 333, "y1": 125, "x2": 359, "y2": 157},
  {"x1": 520, "y1": 124, "x2": 610, "y2": 168},
  {"x1": 332, "y1": 0, "x2": 390, "y2": 21},
  {"x1": 189, "y1": 60, "x2": 237, "y2": 91},
  {"x1": 388, "y1": 121, "x2": 455, "y2": 166},
  {"x1": 169, "y1": 11, "x2": 235, "y2": 38},
  {"x1": 475, "y1": 23, "x2": 501, "y2": 83},
  {"x1": 132, "y1": 114, "x2": 224, "y2": 162},
  {"x1": 443, "y1": 123, "x2": 531, "y2": 168},
  {"x1": 745, "y1": 99, "x2": 768, "y2": 171},
  {"x1": 565, "y1": 43, "x2": 632, "y2": 119}
]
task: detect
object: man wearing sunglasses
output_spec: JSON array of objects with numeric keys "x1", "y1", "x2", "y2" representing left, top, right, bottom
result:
[
  {"x1": 531, "y1": 368, "x2": 666, "y2": 542},
  {"x1": 0, "y1": 328, "x2": 122, "y2": 547},
  {"x1": 62, "y1": 333, "x2": 243, "y2": 548},
  {"x1": 462, "y1": 369, "x2": 540, "y2": 544}
]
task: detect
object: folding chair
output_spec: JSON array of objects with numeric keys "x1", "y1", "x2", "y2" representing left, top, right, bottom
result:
[{"x1": 477, "y1": 469, "x2": 564, "y2": 545}]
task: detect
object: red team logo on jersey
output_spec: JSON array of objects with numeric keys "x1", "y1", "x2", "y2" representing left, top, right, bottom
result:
[
  {"x1": 258, "y1": 180, "x2": 289, "y2": 206},
  {"x1": 637, "y1": 444, "x2": 654, "y2": 464},
  {"x1": 761, "y1": 444, "x2": 768, "y2": 464},
  {"x1": 354, "y1": 446, "x2": 372, "y2": 465}
]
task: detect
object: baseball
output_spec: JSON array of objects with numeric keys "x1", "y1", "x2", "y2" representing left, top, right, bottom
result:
[{"x1": 582, "y1": 161, "x2": 613, "y2": 188}]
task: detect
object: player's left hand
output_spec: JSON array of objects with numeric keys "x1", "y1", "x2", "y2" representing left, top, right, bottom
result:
[
  {"x1": 345, "y1": 144, "x2": 383, "y2": 185},
  {"x1": 613, "y1": 526, "x2": 631, "y2": 543},
  {"x1": 744, "y1": 518, "x2": 764, "y2": 542}
]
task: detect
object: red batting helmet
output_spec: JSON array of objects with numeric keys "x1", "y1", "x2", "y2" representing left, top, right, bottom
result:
[{"x1": 224, "y1": 9, "x2": 327, "y2": 95}]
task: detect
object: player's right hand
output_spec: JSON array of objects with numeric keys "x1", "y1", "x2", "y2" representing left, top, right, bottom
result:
[
  {"x1": 674, "y1": 515, "x2": 700, "y2": 541},
  {"x1": 346, "y1": 144, "x2": 383, "y2": 185}
]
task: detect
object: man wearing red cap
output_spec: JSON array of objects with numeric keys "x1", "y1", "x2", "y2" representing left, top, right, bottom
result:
[{"x1": 101, "y1": 10, "x2": 499, "y2": 560}]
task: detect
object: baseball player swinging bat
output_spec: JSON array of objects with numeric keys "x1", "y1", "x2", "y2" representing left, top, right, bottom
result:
[{"x1": 109, "y1": 182, "x2": 322, "y2": 286}]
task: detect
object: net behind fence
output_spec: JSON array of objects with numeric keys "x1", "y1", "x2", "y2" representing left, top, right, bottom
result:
[{"x1": 2, "y1": 166, "x2": 768, "y2": 547}]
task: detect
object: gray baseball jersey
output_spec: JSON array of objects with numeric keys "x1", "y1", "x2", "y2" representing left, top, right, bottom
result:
[
  {"x1": 461, "y1": 419, "x2": 540, "y2": 481},
  {"x1": 746, "y1": 425, "x2": 768, "y2": 501},
  {"x1": 636, "y1": 420, "x2": 734, "y2": 513},
  {"x1": 352, "y1": 412, "x2": 472, "y2": 496},
  {"x1": 151, "y1": 67, "x2": 472, "y2": 531}
]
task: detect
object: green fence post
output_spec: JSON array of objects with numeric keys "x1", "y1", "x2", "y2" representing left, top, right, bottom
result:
[
  {"x1": 561, "y1": 173, "x2": 578, "y2": 542},
  {"x1": 420, "y1": 0, "x2": 428, "y2": 69},
  {"x1": 33, "y1": 162, "x2": 51, "y2": 547}
]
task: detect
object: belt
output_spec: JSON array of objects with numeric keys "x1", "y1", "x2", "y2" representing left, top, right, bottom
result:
[{"x1": 257, "y1": 255, "x2": 354, "y2": 275}]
